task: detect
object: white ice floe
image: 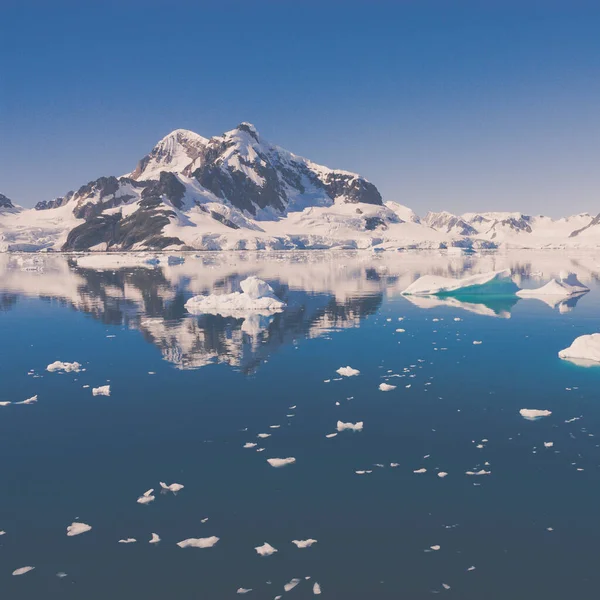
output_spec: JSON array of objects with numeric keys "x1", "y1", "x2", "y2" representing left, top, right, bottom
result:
[
  {"x1": 414, "y1": 468, "x2": 427, "y2": 474},
  {"x1": 559, "y1": 333, "x2": 600, "y2": 365},
  {"x1": 519, "y1": 409, "x2": 552, "y2": 420},
  {"x1": 66, "y1": 522, "x2": 92, "y2": 537},
  {"x1": 15, "y1": 395, "x2": 37, "y2": 405},
  {"x1": 0, "y1": 530, "x2": 5, "y2": 535},
  {"x1": 430, "y1": 545, "x2": 441, "y2": 551},
  {"x1": 46, "y1": 361, "x2": 82, "y2": 373},
  {"x1": 118, "y1": 538, "x2": 136, "y2": 544},
  {"x1": 185, "y1": 276, "x2": 286, "y2": 316},
  {"x1": 12, "y1": 566, "x2": 35, "y2": 576},
  {"x1": 149, "y1": 533, "x2": 160, "y2": 544},
  {"x1": 0, "y1": 401, "x2": 11, "y2": 406},
  {"x1": 437, "y1": 472, "x2": 448, "y2": 478},
  {"x1": 336, "y1": 420, "x2": 363, "y2": 432},
  {"x1": 244, "y1": 442, "x2": 257, "y2": 448},
  {"x1": 284, "y1": 578, "x2": 301, "y2": 592},
  {"x1": 92, "y1": 385, "x2": 111, "y2": 396},
  {"x1": 402, "y1": 269, "x2": 518, "y2": 297},
  {"x1": 267, "y1": 457, "x2": 296, "y2": 468},
  {"x1": 237, "y1": 588, "x2": 252, "y2": 594},
  {"x1": 336, "y1": 366, "x2": 360, "y2": 377},
  {"x1": 255, "y1": 542, "x2": 278, "y2": 556},
  {"x1": 137, "y1": 489, "x2": 155, "y2": 504},
  {"x1": 177, "y1": 536, "x2": 220, "y2": 548},
  {"x1": 325, "y1": 433, "x2": 338, "y2": 438},
  {"x1": 257, "y1": 433, "x2": 271, "y2": 439},
  {"x1": 517, "y1": 272, "x2": 589, "y2": 300},
  {"x1": 159, "y1": 481, "x2": 184, "y2": 492},
  {"x1": 472, "y1": 340, "x2": 482, "y2": 345},
  {"x1": 465, "y1": 470, "x2": 491, "y2": 476},
  {"x1": 292, "y1": 539, "x2": 318, "y2": 548},
  {"x1": 313, "y1": 582, "x2": 322, "y2": 595},
  {"x1": 544, "y1": 442, "x2": 554, "y2": 448},
  {"x1": 379, "y1": 383, "x2": 396, "y2": 391}
]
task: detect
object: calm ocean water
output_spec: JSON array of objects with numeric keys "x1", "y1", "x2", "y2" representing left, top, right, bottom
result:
[{"x1": 1, "y1": 251, "x2": 600, "y2": 599}]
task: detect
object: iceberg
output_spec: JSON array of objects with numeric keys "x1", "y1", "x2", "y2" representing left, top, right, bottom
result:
[
  {"x1": 558, "y1": 333, "x2": 600, "y2": 365},
  {"x1": 137, "y1": 488, "x2": 155, "y2": 504},
  {"x1": 336, "y1": 420, "x2": 363, "y2": 432},
  {"x1": 519, "y1": 408, "x2": 552, "y2": 420},
  {"x1": 284, "y1": 578, "x2": 301, "y2": 592},
  {"x1": 292, "y1": 539, "x2": 318, "y2": 548},
  {"x1": 255, "y1": 542, "x2": 278, "y2": 556},
  {"x1": 402, "y1": 269, "x2": 518, "y2": 297},
  {"x1": 336, "y1": 366, "x2": 360, "y2": 377},
  {"x1": 66, "y1": 522, "x2": 92, "y2": 537},
  {"x1": 159, "y1": 481, "x2": 184, "y2": 492},
  {"x1": 92, "y1": 385, "x2": 111, "y2": 396},
  {"x1": 379, "y1": 383, "x2": 396, "y2": 391},
  {"x1": 12, "y1": 566, "x2": 35, "y2": 576},
  {"x1": 517, "y1": 272, "x2": 589, "y2": 307},
  {"x1": 185, "y1": 276, "x2": 286, "y2": 316},
  {"x1": 149, "y1": 533, "x2": 161, "y2": 544},
  {"x1": 118, "y1": 538, "x2": 137, "y2": 544},
  {"x1": 177, "y1": 536, "x2": 220, "y2": 549},
  {"x1": 46, "y1": 361, "x2": 82, "y2": 373},
  {"x1": 267, "y1": 457, "x2": 296, "y2": 468}
]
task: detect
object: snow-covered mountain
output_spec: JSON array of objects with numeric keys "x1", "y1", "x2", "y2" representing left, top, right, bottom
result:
[{"x1": 1, "y1": 123, "x2": 599, "y2": 252}]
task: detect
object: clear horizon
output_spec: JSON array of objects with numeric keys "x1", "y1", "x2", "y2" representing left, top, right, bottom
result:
[{"x1": 2, "y1": 0, "x2": 600, "y2": 217}]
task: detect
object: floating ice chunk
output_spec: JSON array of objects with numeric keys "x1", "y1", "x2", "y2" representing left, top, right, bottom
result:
[
  {"x1": 237, "y1": 588, "x2": 252, "y2": 594},
  {"x1": 313, "y1": 582, "x2": 322, "y2": 595},
  {"x1": 336, "y1": 420, "x2": 363, "y2": 432},
  {"x1": 67, "y1": 522, "x2": 92, "y2": 537},
  {"x1": 47, "y1": 361, "x2": 82, "y2": 373},
  {"x1": 402, "y1": 270, "x2": 518, "y2": 297},
  {"x1": 255, "y1": 542, "x2": 278, "y2": 556},
  {"x1": 56, "y1": 572, "x2": 68, "y2": 578},
  {"x1": 0, "y1": 401, "x2": 11, "y2": 406},
  {"x1": 379, "y1": 383, "x2": 396, "y2": 391},
  {"x1": 438, "y1": 472, "x2": 448, "y2": 478},
  {"x1": 559, "y1": 334, "x2": 600, "y2": 365},
  {"x1": 177, "y1": 536, "x2": 219, "y2": 549},
  {"x1": 430, "y1": 545, "x2": 441, "y2": 551},
  {"x1": 414, "y1": 468, "x2": 427, "y2": 474},
  {"x1": 92, "y1": 385, "x2": 111, "y2": 396},
  {"x1": 185, "y1": 277, "x2": 286, "y2": 316},
  {"x1": 269, "y1": 425, "x2": 280, "y2": 429},
  {"x1": 442, "y1": 583, "x2": 451, "y2": 590},
  {"x1": 292, "y1": 539, "x2": 318, "y2": 548},
  {"x1": 15, "y1": 395, "x2": 37, "y2": 405},
  {"x1": 12, "y1": 566, "x2": 35, "y2": 576},
  {"x1": 118, "y1": 538, "x2": 136, "y2": 544},
  {"x1": 137, "y1": 489, "x2": 155, "y2": 504},
  {"x1": 284, "y1": 578, "x2": 301, "y2": 592},
  {"x1": 149, "y1": 533, "x2": 160, "y2": 544},
  {"x1": 465, "y1": 470, "x2": 491, "y2": 476},
  {"x1": 160, "y1": 482, "x2": 184, "y2": 492},
  {"x1": 244, "y1": 442, "x2": 257, "y2": 448},
  {"x1": 257, "y1": 433, "x2": 271, "y2": 439},
  {"x1": 267, "y1": 457, "x2": 296, "y2": 468},
  {"x1": 520, "y1": 409, "x2": 552, "y2": 420},
  {"x1": 544, "y1": 442, "x2": 554, "y2": 448},
  {"x1": 517, "y1": 273, "x2": 589, "y2": 300},
  {"x1": 467, "y1": 566, "x2": 476, "y2": 571},
  {"x1": 473, "y1": 340, "x2": 482, "y2": 345},
  {"x1": 396, "y1": 328, "x2": 406, "y2": 333},
  {"x1": 0, "y1": 530, "x2": 5, "y2": 535},
  {"x1": 325, "y1": 433, "x2": 338, "y2": 438},
  {"x1": 336, "y1": 366, "x2": 360, "y2": 377}
]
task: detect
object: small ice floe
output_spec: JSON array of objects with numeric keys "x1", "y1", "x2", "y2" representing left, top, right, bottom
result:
[
  {"x1": 517, "y1": 272, "x2": 589, "y2": 300},
  {"x1": 267, "y1": 457, "x2": 296, "y2": 468},
  {"x1": 201, "y1": 518, "x2": 209, "y2": 523},
  {"x1": 473, "y1": 340, "x2": 482, "y2": 345},
  {"x1": 12, "y1": 566, "x2": 35, "y2": 576},
  {"x1": 149, "y1": 533, "x2": 160, "y2": 544},
  {"x1": 396, "y1": 328, "x2": 406, "y2": 333},
  {"x1": 355, "y1": 470, "x2": 372, "y2": 475},
  {"x1": 289, "y1": 405, "x2": 297, "y2": 409},
  {"x1": 559, "y1": 333, "x2": 600, "y2": 365},
  {"x1": 466, "y1": 470, "x2": 491, "y2": 476},
  {"x1": 185, "y1": 277, "x2": 286, "y2": 315},
  {"x1": 244, "y1": 442, "x2": 257, "y2": 448},
  {"x1": 56, "y1": 572, "x2": 68, "y2": 578},
  {"x1": 467, "y1": 566, "x2": 476, "y2": 571},
  {"x1": 336, "y1": 366, "x2": 360, "y2": 377},
  {"x1": 325, "y1": 433, "x2": 338, "y2": 438},
  {"x1": 402, "y1": 270, "x2": 517, "y2": 296},
  {"x1": 292, "y1": 539, "x2": 317, "y2": 548},
  {"x1": 92, "y1": 385, "x2": 111, "y2": 396},
  {"x1": 520, "y1": 409, "x2": 552, "y2": 420},
  {"x1": 313, "y1": 582, "x2": 322, "y2": 594},
  {"x1": 430, "y1": 545, "x2": 441, "y2": 551},
  {"x1": 137, "y1": 489, "x2": 155, "y2": 504},
  {"x1": 160, "y1": 482, "x2": 184, "y2": 493},
  {"x1": 336, "y1": 420, "x2": 363, "y2": 432},
  {"x1": 15, "y1": 395, "x2": 37, "y2": 405},
  {"x1": 414, "y1": 468, "x2": 427, "y2": 474},
  {"x1": 454, "y1": 318, "x2": 462, "y2": 321},
  {"x1": 390, "y1": 462, "x2": 399, "y2": 467},
  {"x1": 0, "y1": 401, "x2": 11, "y2": 406},
  {"x1": 237, "y1": 588, "x2": 252, "y2": 594},
  {"x1": 0, "y1": 530, "x2": 5, "y2": 535},
  {"x1": 255, "y1": 542, "x2": 278, "y2": 556},
  {"x1": 379, "y1": 383, "x2": 396, "y2": 392},
  {"x1": 257, "y1": 433, "x2": 271, "y2": 439},
  {"x1": 177, "y1": 536, "x2": 219, "y2": 549},
  {"x1": 438, "y1": 472, "x2": 448, "y2": 478},
  {"x1": 46, "y1": 361, "x2": 82, "y2": 373},
  {"x1": 284, "y1": 578, "x2": 301, "y2": 592},
  {"x1": 66, "y1": 522, "x2": 92, "y2": 537},
  {"x1": 544, "y1": 442, "x2": 554, "y2": 448},
  {"x1": 256, "y1": 448, "x2": 265, "y2": 452},
  {"x1": 442, "y1": 583, "x2": 451, "y2": 590},
  {"x1": 118, "y1": 538, "x2": 136, "y2": 544},
  {"x1": 269, "y1": 425, "x2": 281, "y2": 429}
]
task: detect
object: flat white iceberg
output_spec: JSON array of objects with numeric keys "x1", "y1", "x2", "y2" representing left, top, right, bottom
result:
[
  {"x1": 517, "y1": 271, "x2": 589, "y2": 300},
  {"x1": 313, "y1": 582, "x2": 322, "y2": 595},
  {"x1": 336, "y1": 366, "x2": 360, "y2": 377},
  {"x1": 160, "y1": 481, "x2": 184, "y2": 492},
  {"x1": 137, "y1": 488, "x2": 155, "y2": 504},
  {"x1": 237, "y1": 588, "x2": 252, "y2": 594},
  {"x1": 149, "y1": 532, "x2": 161, "y2": 544},
  {"x1": 402, "y1": 269, "x2": 518, "y2": 297},
  {"x1": 292, "y1": 538, "x2": 318, "y2": 548},
  {"x1": 67, "y1": 522, "x2": 92, "y2": 537},
  {"x1": 379, "y1": 383, "x2": 396, "y2": 391},
  {"x1": 185, "y1": 276, "x2": 286, "y2": 316},
  {"x1": 465, "y1": 470, "x2": 491, "y2": 476},
  {"x1": 336, "y1": 420, "x2": 363, "y2": 432},
  {"x1": 12, "y1": 566, "x2": 35, "y2": 576},
  {"x1": 46, "y1": 361, "x2": 82, "y2": 373},
  {"x1": 284, "y1": 578, "x2": 301, "y2": 592},
  {"x1": 92, "y1": 385, "x2": 111, "y2": 396},
  {"x1": 15, "y1": 395, "x2": 37, "y2": 405},
  {"x1": 559, "y1": 333, "x2": 600, "y2": 365},
  {"x1": 519, "y1": 408, "x2": 552, "y2": 420},
  {"x1": 118, "y1": 538, "x2": 137, "y2": 544},
  {"x1": 255, "y1": 542, "x2": 278, "y2": 556},
  {"x1": 177, "y1": 536, "x2": 219, "y2": 548},
  {"x1": 267, "y1": 457, "x2": 296, "y2": 468}
]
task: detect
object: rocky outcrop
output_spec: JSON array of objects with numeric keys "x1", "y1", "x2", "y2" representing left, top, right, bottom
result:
[{"x1": 0, "y1": 194, "x2": 15, "y2": 209}]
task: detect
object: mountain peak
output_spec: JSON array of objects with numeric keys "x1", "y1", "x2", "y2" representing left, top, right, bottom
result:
[{"x1": 0, "y1": 193, "x2": 14, "y2": 209}]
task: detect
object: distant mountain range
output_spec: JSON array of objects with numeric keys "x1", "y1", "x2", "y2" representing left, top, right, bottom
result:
[{"x1": 1, "y1": 123, "x2": 599, "y2": 252}]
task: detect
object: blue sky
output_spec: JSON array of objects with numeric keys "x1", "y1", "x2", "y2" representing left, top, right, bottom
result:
[{"x1": 2, "y1": 0, "x2": 600, "y2": 216}]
